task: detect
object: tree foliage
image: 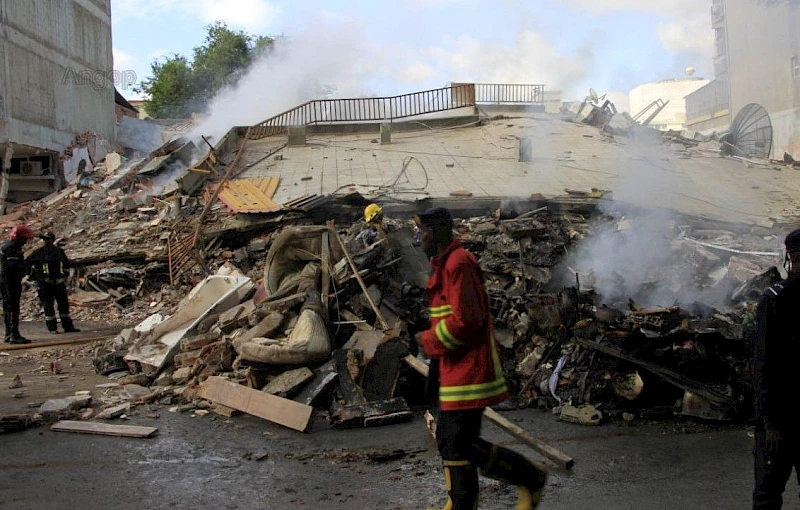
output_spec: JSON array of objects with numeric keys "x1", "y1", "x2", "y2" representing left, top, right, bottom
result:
[{"x1": 135, "y1": 22, "x2": 274, "y2": 118}]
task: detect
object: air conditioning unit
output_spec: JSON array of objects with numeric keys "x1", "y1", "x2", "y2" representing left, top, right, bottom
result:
[{"x1": 19, "y1": 161, "x2": 43, "y2": 176}]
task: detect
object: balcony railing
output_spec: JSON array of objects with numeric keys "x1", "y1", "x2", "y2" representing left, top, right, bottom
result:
[
  {"x1": 472, "y1": 83, "x2": 545, "y2": 104},
  {"x1": 248, "y1": 83, "x2": 547, "y2": 139},
  {"x1": 250, "y1": 84, "x2": 477, "y2": 139}
]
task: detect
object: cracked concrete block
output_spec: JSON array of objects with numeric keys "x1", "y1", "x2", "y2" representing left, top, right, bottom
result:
[{"x1": 40, "y1": 395, "x2": 93, "y2": 417}]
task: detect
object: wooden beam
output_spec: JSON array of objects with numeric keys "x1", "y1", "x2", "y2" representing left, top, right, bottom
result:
[
  {"x1": 294, "y1": 359, "x2": 338, "y2": 406},
  {"x1": 573, "y1": 337, "x2": 736, "y2": 407},
  {"x1": 334, "y1": 349, "x2": 366, "y2": 405},
  {"x1": 482, "y1": 408, "x2": 573, "y2": 470},
  {"x1": 51, "y1": 420, "x2": 157, "y2": 438},
  {"x1": 0, "y1": 335, "x2": 113, "y2": 351},
  {"x1": 200, "y1": 376, "x2": 313, "y2": 432},
  {"x1": 402, "y1": 354, "x2": 573, "y2": 471},
  {"x1": 362, "y1": 339, "x2": 407, "y2": 401},
  {"x1": 330, "y1": 226, "x2": 390, "y2": 330},
  {"x1": 321, "y1": 230, "x2": 330, "y2": 315},
  {"x1": 331, "y1": 398, "x2": 413, "y2": 429}
]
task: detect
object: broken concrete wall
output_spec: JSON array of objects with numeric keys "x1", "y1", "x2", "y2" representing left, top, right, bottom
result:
[
  {"x1": 0, "y1": 0, "x2": 116, "y2": 152},
  {"x1": 62, "y1": 146, "x2": 93, "y2": 184}
]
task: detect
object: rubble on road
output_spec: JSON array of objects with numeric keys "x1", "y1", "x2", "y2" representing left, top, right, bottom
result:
[{"x1": 3, "y1": 106, "x2": 797, "y2": 436}]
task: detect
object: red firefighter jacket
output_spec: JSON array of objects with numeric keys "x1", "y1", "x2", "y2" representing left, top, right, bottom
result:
[{"x1": 420, "y1": 239, "x2": 509, "y2": 411}]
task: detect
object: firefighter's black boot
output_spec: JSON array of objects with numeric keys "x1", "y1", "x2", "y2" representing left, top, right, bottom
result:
[
  {"x1": 60, "y1": 315, "x2": 80, "y2": 333},
  {"x1": 45, "y1": 317, "x2": 59, "y2": 333},
  {"x1": 4, "y1": 310, "x2": 13, "y2": 342},
  {"x1": 476, "y1": 444, "x2": 546, "y2": 510},
  {"x1": 9, "y1": 327, "x2": 31, "y2": 344},
  {"x1": 427, "y1": 461, "x2": 479, "y2": 510}
]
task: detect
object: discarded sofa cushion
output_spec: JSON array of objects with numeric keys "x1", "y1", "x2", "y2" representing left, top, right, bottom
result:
[{"x1": 237, "y1": 308, "x2": 331, "y2": 365}]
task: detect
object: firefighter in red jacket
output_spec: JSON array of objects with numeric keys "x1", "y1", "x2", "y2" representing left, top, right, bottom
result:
[{"x1": 414, "y1": 207, "x2": 547, "y2": 509}]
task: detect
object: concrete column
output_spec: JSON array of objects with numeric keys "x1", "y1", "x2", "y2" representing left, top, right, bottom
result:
[
  {"x1": 380, "y1": 123, "x2": 391, "y2": 144},
  {"x1": 519, "y1": 137, "x2": 533, "y2": 162},
  {"x1": 0, "y1": 143, "x2": 13, "y2": 214},
  {"x1": 287, "y1": 127, "x2": 307, "y2": 147}
]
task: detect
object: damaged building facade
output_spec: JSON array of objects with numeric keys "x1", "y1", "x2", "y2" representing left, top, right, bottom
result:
[
  {"x1": 686, "y1": 0, "x2": 800, "y2": 159},
  {"x1": 0, "y1": 0, "x2": 114, "y2": 207}
]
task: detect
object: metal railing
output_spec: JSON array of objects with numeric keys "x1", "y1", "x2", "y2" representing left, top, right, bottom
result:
[
  {"x1": 250, "y1": 84, "x2": 477, "y2": 139},
  {"x1": 473, "y1": 83, "x2": 545, "y2": 105}
]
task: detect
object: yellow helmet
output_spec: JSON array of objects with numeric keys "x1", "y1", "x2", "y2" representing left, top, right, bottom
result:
[{"x1": 364, "y1": 203, "x2": 383, "y2": 224}]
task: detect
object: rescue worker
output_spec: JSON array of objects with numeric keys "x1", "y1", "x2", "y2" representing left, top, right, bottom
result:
[
  {"x1": 1, "y1": 224, "x2": 34, "y2": 344},
  {"x1": 355, "y1": 203, "x2": 386, "y2": 248},
  {"x1": 752, "y1": 228, "x2": 800, "y2": 509},
  {"x1": 27, "y1": 232, "x2": 79, "y2": 334},
  {"x1": 413, "y1": 207, "x2": 547, "y2": 509}
]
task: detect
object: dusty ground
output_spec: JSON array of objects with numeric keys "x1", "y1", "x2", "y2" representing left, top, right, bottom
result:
[{"x1": 2, "y1": 334, "x2": 799, "y2": 510}]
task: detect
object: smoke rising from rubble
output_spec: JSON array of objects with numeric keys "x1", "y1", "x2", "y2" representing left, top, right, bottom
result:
[
  {"x1": 560, "y1": 141, "x2": 724, "y2": 308},
  {"x1": 191, "y1": 17, "x2": 376, "y2": 141}
]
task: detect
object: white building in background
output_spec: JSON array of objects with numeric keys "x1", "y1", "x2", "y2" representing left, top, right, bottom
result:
[
  {"x1": 686, "y1": 0, "x2": 800, "y2": 159},
  {"x1": 629, "y1": 77, "x2": 710, "y2": 131}
]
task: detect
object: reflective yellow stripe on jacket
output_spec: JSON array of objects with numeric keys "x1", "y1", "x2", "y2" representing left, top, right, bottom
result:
[
  {"x1": 429, "y1": 305, "x2": 452, "y2": 318},
  {"x1": 430, "y1": 305, "x2": 462, "y2": 350},
  {"x1": 439, "y1": 335, "x2": 507, "y2": 403}
]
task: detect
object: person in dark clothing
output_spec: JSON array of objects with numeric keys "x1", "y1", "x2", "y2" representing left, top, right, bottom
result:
[
  {"x1": 752, "y1": 228, "x2": 800, "y2": 509},
  {"x1": 27, "y1": 232, "x2": 79, "y2": 334},
  {"x1": 1, "y1": 224, "x2": 34, "y2": 344}
]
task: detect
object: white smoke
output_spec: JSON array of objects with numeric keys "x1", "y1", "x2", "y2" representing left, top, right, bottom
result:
[
  {"x1": 190, "y1": 16, "x2": 379, "y2": 141},
  {"x1": 561, "y1": 138, "x2": 714, "y2": 307}
]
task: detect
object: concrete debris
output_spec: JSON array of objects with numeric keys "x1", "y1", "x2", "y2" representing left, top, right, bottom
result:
[
  {"x1": 40, "y1": 395, "x2": 92, "y2": 419},
  {"x1": 8, "y1": 374, "x2": 23, "y2": 389},
  {"x1": 6, "y1": 104, "x2": 790, "y2": 437},
  {"x1": 96, "y1": 403, "x2": 130, "y2": 420}
]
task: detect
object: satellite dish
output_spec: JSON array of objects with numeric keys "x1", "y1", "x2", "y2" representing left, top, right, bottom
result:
[
  {"x1": 685, "y1": 66, "x2": 696, "y2": 76},
  {"x1": 589, "y1": 88, "x2": 599, "y2": 102},
  {"x1": 727, "y1": 103, "x2": 773, "y2": 159}
]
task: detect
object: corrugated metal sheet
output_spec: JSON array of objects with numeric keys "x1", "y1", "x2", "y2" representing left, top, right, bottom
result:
[
  {"x1": 283, "y1": 194, "x2": 332, "y2": 211},
  {"x1": 218, "y1": 177, "x2": 281, "y2": 213}
]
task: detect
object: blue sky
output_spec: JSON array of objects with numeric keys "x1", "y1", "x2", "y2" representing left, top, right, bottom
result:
[{"x1": 112, "y1": 0, "x2": 715, "y2": 111}]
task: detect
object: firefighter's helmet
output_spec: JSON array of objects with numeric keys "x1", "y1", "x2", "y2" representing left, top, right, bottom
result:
[{"x1": 364, "y1": 203, "x2": 383, "y2": 224}]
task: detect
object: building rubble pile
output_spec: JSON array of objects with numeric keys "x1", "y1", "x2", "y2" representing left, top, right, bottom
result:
[
  {"x1": 454, "y1": 210, "x2": 782, "y2": 426},
  {"x1": 0, "y1": 120, "x2": 790, "y2": 432},
  {"x1": 67, "y1": 203, "x2": 782, "y2": 432}
]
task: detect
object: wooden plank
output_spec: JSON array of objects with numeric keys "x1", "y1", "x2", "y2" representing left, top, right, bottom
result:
[
  {"x1": 293, "y1": 359, "x2": 338, "y2": 406},
  {"x1": 331, "y1": 398, "x2": 412, "y2": 429},
  {"x1": 483, "y1": 408, "x2": 573, "y2": 471},
  {"x1": 231, "y1": 312, "x2": 284, "y2": 351},
  {"x1": 334, "y1": 349, "x2": 366, "y2": 405},
  {"x1": 262, "y1": 367, "x2": 314, "y2": 398},
  {"x1": 51, "y1": 420, "x2": 157, "y2": 438},
  {"x1": 402, "y1": 354, "x2": 573, "y2": 471},
  {"x1": 200, "y1": 376, "x2": 313, "y2": 432},
  {"x1": 321, "y1": 231, "x2": 330, "y2": 314},
  {"x1": 362, "y1": 339, "x2": 407, "y2": 401}
]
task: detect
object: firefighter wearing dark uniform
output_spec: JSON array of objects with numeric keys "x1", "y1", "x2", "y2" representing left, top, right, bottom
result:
[
  {"x1": 414, "y1": 207, "x2": 547, "y2": 510},
  {"x1": 27, "y1": 232, "x2": 79, "y2": 334},
  {"x1": 752, "y1": 228, "x2": 800, "y2": 509},
  {"x1": 1, "y1": 224, "x2": 34, "y2": 344}
]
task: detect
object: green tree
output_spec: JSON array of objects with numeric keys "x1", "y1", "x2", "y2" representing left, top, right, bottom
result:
[
  {"x1": 135, "y1": 22, "x2": 274, "y2": 119},
  {"x1": 135, "y1": 55, "x2": 196, "y2": 119}
]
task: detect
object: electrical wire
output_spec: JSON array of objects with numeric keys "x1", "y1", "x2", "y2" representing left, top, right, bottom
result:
[{"x1": 330, "y1": 155, "x2": 431, "y2": 203}]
